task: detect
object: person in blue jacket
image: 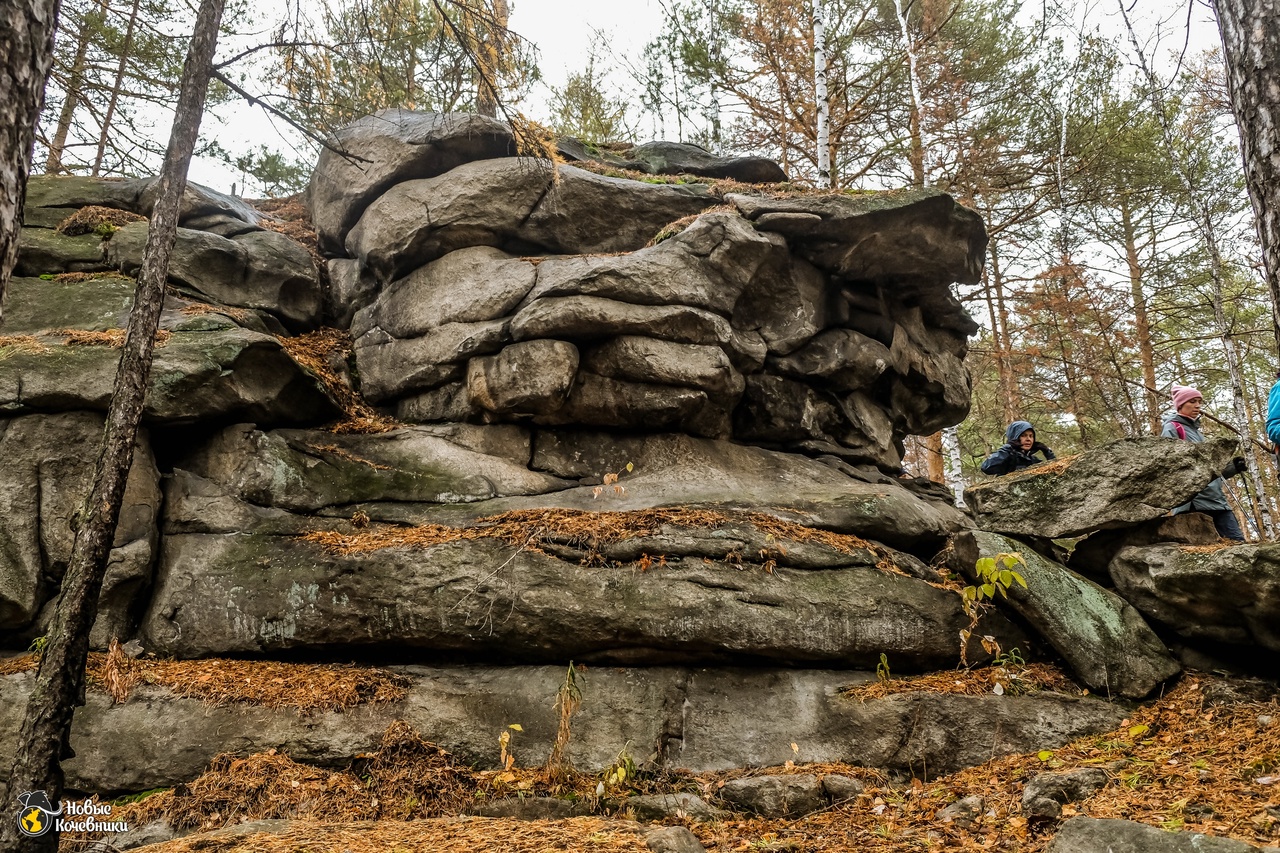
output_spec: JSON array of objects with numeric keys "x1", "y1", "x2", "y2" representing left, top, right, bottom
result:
[
  {"x1": 981, "y1": 420, "x2": 1056, "y2": 475},
  {"x1": 1266, "y1": 371, "x2": 1280, "y2": 451},
  {"x1": 1163, "y1": 384, "x2": 1247, "y2": 542}
]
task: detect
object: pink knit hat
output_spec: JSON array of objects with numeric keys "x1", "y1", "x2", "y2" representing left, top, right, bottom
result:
[{"x1": 1171, "y1": 385, "x2": 1203, "y2": 412}]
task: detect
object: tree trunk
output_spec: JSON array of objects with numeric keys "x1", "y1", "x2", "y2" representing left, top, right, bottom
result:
[
  {"x1": 45, "y1": 1, "x2": 105, "y2": 175},
  {"x1": 0, "y1": 0, "x2": 61, "y2": 324},
  {"x1": 0, "y1": 1, "x2": 225, "y2": 848},
  {"x1": 1120, "y1": 198, "x2": 1160, "y2": 434},
  {"x1": 924, "y1": 431, "x2": 945, "y2": 482},
  {"x1": 475, "y1": 0, "x2": 507, "y2": 118},
  {"x1": 1215, "y1": 0, "x2": 1280, "y2": 355},
  {"x1": 91, "y1": 0, "x2": 141, "y2": 176},
  {"x1": 813, "y1": 0, "x2": 830, "y2": 188},
  {"x1": 894, "y1": 0, "x2": 925, "y2": 187},
  {"x1": 987, "y1": 238, "x2": 1019, "y2": 422}
]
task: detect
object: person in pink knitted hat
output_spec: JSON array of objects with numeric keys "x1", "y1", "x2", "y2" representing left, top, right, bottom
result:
[{"x1": 1161, "y1": 385, "x2": 1247, "y2": 541}]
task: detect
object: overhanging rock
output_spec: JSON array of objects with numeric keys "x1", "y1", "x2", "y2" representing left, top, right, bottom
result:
[{"x1": 963, "y1": 437, "x2": 1238, "y2": 539}]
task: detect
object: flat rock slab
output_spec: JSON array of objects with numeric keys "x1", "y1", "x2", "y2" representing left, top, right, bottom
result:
[
  {"x1": 1110, "y1": 542, "x2": 1280, "y2": 652},
  {"x1": 963, "y1": 532, "x2": 1179, "y2": 699},
  {"x1": 1047, "y1": 817, "x2": 1280, "y2": 852},
  {"x1": 179, "y1": 423, "x2": 571, "y2": 513},
  {"x1": 627, "y1": 141, "x2": 787, "y2": 183},
  {"x1": 719, "y1": 774, "x2": 826, "y2": 817},
  {"x1": 139, "y1": 525, "x2": 1019, "y2": 667},
  {"x1": 964, "y1": 437, "x2": 1239, "y2": 539},
  {"x1": 0, "y1": 666, "x2": 1127, "y2": 794}
]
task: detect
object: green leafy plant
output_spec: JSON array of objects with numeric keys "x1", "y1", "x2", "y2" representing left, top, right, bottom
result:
[
  {"x1": 28, "y1": 636, "x2": 48, "y2": 654},
  {"x1": 876, "y1": 653, "x2": 891, "y2": 684},
  {"x1": 963, "y1": 552, "x2": 1028, "y2": 613}
]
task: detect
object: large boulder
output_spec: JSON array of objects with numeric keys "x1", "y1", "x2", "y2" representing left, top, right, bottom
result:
[
  {"x1": 1109, "y1": 542, "x2": 1280, "y2": 652},
  {"x1": 14, "y1": 227, "x2": 109, "y2": 276},
  {"x1": 1047, "y1": 817, "x2": 1278, "y2": 852},
  {"x1": 0, "y1": 413, "x2": 160, "y2": 647},
  {"x1": 0, "y1": 275, "x2": 339, "y2": 426},
  {"x1": 141, "y1": 518, "x2": 1017, "y2": 667},
  {"x1": 345, "y1": 159, "x2": 718, "y2": 282},
  {"x1": 958, "y1": 531, "x2": 1179, "y2": 699},
  {"x1": 963, "y1": 437, "x2": 1239, "y2": 539},
  {"x1": 1069, "y1": 513, "x2": 1221, "y2": 581},
  {"x1": 0, "y1": 665, "x2": 1127, "y2": 793},
  {"x1": 308, "y1": 110, "x2": 517, "y2": 254},
  {"x1": 626, "y1": 141, "x2": 788, "y2": 183},
  {"x1": 107, "y1": 222, "x2": 323, "y2": 330}
]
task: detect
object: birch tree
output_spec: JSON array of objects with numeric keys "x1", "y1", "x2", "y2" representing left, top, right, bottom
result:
[
  {"x1": 813, "y1": 0, "x2": 830, "y2": 187},
  {"x1": 0, "y1": 3, "x2": 227, "y2": 848}
]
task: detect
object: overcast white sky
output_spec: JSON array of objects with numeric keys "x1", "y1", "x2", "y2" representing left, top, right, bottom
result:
[{"x1": 187, "y1": 0, "x2": 1226, "y2": 193}]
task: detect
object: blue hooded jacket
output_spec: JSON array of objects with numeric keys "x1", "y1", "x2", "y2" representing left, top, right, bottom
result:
[{"x1": 980, "y1": 421, "x2": 1056, "y2": 476}]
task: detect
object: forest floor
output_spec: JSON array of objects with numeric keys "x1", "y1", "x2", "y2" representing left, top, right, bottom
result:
[{"x1": 21, "y1": 657, "x2": 1274, "y2": 853}]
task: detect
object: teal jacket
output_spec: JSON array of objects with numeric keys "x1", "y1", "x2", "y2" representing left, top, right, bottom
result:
[
  {"x1": 1161, "y1": 413, "x2": 1229, "y2": 512},
  {"x1": 1267, "y1": 378, "x2": 1280, "y2": 446}
]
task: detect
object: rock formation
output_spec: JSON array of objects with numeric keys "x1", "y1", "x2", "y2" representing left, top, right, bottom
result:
[{"x1": 0, "y1": 111, "x2": 1274, "y2": 853}]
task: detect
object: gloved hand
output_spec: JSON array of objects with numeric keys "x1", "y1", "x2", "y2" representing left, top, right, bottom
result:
[
  {"x1": 1222, "y1": 456, "x2": 1248, "y2": 478},
  {"x1": 1031, "y1": 441, "x2": 1051, "y2": 453}
]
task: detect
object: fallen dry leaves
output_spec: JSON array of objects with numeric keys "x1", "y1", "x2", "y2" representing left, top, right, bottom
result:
[{"x1": 276, "y1": 328, "x2": 399, "y2": 434}]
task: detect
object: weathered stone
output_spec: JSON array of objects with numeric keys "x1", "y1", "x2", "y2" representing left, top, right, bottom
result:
[
  {"x1": 0, "y1": 327, "x2": 339, "y2": 426},
  {"x1": 627, "y1": 793, "x2": 724, "y2": 822},
  {"x1": 398, "y1": 383, "x2": 474, "y2": 423},
  {"x1": 136, "y1": 179, "x2": 263, "y2": 229},
  {"x1": 731, "y1": 251, "x2": 827, "y2": 356},
  {"x1": 179, "y1": 423, "x2": 572, "y2": 513},
  {"x1": 523, "y1": 430, "x2": 967, "y2": 554},
  {"x1": 522, "y1": 213, "x2": 783, "y2": 317},
  {"x1": 719, "y1": 774, "x2": 826, "y2": 817},
  {"x1": 886, "y1": 308, "x2": 972, "y2": 434},
  {"x1": 1021, "y1": 767, "x2": 1110, "y2": 819},
  {"x1": 182, "y1": 212, "x2": 262, "y2": 238},
  {"x1": 346, "y1": 159, "x2": 717, "y2": 282},
  {"x1": 309, "y1": 109, "x2": 517, "y2": 253},
  {"x1": 15, "y1": 227, "x2": 108, "y2": 275},
  {"x1": 960, "y1": 531, "x2": 1179, "y2": 699},
  {"x1": 820, "y1": 775, "x2": 865, "y2": 802},
  {"x1": 1047, "y1": 817, "x2": 1278, "y2": 853},
  {"x1": 353, "y1": 320, "x2": 509, "y2": 402},
  {"x1": 107, "y1": 222, "x2": 322, "y2": 330},
  {"x1": 0, "y1": 413, "x2": 159, "y2": 647},
  {"x1": 1069, "y1": 514, "x2": 1221, "y2": 581},
  {"x1": 140, "y1": 522, "x2": 1017, "y2": 667},
  {"x1": 540, "y1": 372, "x2": 727, "y2": 438},
  {"x1": 937, "y1": 795, "x2": 985, "y2": 827},
  {"x1": 646, "y1": 826, "x2": 707, "y2": 853},
  {"x1": 771, "y1": 329, "x2": 891, "y2": 392},
  {"x1": 468, "y1": 340, "x2": 580, "y2": 415},
  {"x1": 1109, "y1": 542, "x2": 1280, "y2": 652},
  {"x1": 326, "y1": 258, "x2": 376, "y2": 327},
  {"x1": 23, "y1": 175, "x2": 146, "y2": 214},
  {"x1": 727, "y1": 189, "x2": 986, "y2": 332},
  {"x1": 626, "y1": 141, "x2": 788, "y2": 183},
  {"x1": 584, "y1": 337, "x2": 743, "y2": 398},
  {"x1": 0, "y1": 666, "x2": 1126, "y2": 793},
  {"x1": 734, "y1": 375, "x2": 900, "y2": 471},
  {"x1": 963, "y1": 437, "x2": 1239, "y2": 539},
  {"x1": 351, "y1": 246, "x2": 537, "y2": 340}
]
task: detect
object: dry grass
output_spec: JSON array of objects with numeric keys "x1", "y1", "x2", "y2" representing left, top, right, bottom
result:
[
  {"x1": 51, "y1": 328, "x2": 172, "y2": 348},
  {"x1": 55, "y1": 674, "x2": 1280, "y2": 853},
  {"x1": 277, "y1": 328, "x2": 399, "y2": 434},
  {"x1": 647, "y1": 205, "x2": 737, "y2": 246},
  {"x1": 1180, "y1": 543, "x2": 1241, "y2": 553},
  {"x1": 0, "y1": 653, "x2": 407, "y2": 713},
  {"x1": 844, "y1": 663, "x2": 1078, "y2": 701},
  {"x1": 98, "y1": 818, "x2": 651, "y2": 853},
  {"x1": 55, "y1": 204, "x2": 145, "y2": 236},
  {"x1": 48, "y1": 271, "x2": 133, "y2": 283},
  {"x1": 180, "y1": 301, "x2": 253, "y2": 323},
  {"x1": 0, "y1": 335, "x2": 49, "y2": 354},
  {"x1": 301, "y1": 507, "x2": 892, "y2": 573}
]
